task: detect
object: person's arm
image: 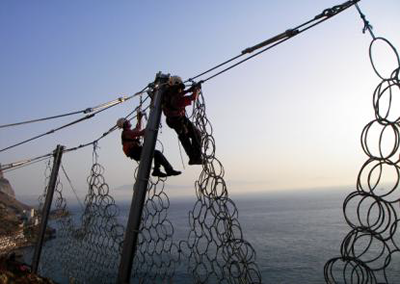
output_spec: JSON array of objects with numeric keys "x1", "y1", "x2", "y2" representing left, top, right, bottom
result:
[
  {"x1": 191, "y1": 87, "x2": 200, "y2": 101},
  {"x1": 123, "y1": 128, "x2": 145, "y2": 140},
  {"x1": 177, "y1": 86, "x2": 200, "y2": 107},
  {"x1": 134, "y1": 111, "x2": 143, "y2": 131},
  {"x1": 125, "y1": 112, "x2": 145, "y2": 139}
]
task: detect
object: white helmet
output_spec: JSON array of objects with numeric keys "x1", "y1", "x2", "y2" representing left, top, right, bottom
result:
[
  {"x1": 116, "y1": 118, "x2": 127, "y2": 128},
  {"x1": 168, "y1": 75, "x2": 183, "y2": 87}
]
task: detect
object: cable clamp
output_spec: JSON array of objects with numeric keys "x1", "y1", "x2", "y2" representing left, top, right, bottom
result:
[{"x1": 315, "y1": 0, "x2": 359, "y2": 19}]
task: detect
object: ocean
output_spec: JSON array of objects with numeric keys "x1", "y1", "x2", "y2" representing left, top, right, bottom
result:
[{"x1": 21, "y1": 188, "x2": 400, "y2": 283}]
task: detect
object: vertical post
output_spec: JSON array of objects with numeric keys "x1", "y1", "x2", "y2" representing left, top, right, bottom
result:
[
  {"x1": 32, "y1": 144, "x2": 64, "y2": 273},
  {"x1": 117, "y1": 72, "x2": 169, "y2": 284}
]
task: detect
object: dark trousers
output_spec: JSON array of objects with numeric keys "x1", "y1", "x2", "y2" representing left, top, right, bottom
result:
[
  {"x1": 166, "y1": 116, "x2": 201, "y2": 160},
  {"x1": 128, "y1": 146, "x2": 173, "y2": 171}
]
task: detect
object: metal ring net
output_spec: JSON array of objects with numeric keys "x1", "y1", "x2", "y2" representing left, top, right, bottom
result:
[
  {"x1": 130, "y1": 167, "x2": 180, "y2": 283},
  {"x1": 33, "y1": 86, "x2": 262, "y2": 283},
  {"x1": 178, "y1": 88, "x2": 262, "y2": 283},
  {"x1": 38, "y1": 146, "x2": 125, "y2": 283},
  {"x1": 122, "y1": 99, "x2": 181, "y2": 283},
  {"x1": 34, "y1": 97, "x2": 181, "y2": 283},
  {"x1": 324, "y1": 37, "x2": 400, "y2": 284}
]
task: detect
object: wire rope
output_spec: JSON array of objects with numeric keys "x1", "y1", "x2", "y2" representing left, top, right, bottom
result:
[
  {"x1": 61, "y1": 164, "x2": 85, "y2": 211},
  {"x1": 63, "y1": 94, "x2": 151, "y2": 154},
  {"x1": 186, "y1": 0, "x2": 360, "y2": 84},
  {"x1": 0, "y1": 94, "x2": 151, "y2": 172},
  {"x1": 0, "y1": 110, "x2": 86, "y2": 129},
  {"x1": 0, "y1": 94, "x2": 139, "y2": 129},
  {"x1": 0, "y1": 88, "x2": 149, "y2": 154},
  {"x1": 2, "y1": 156, "x2": 52, "y2": 174},
  {"x1": 1, "y1": 153, "x2": 53, "y2": 172}
]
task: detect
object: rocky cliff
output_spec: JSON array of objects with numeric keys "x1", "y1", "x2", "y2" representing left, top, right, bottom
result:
[
  {"x1": 0, "y1": 172, "x2": 30, "y2": 236},
  {"x1": 0, "y1": 169, "x2": 15, "y2": 198},
  {"x1": 0, "y1": 178, "x2": 15, "y2": 198},
  {"x1": 0, "y1": 191, "x2": 31, "y2": 235}
]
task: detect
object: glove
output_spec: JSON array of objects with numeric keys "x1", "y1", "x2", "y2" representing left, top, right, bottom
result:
[{"x1": 188, "y1": 81, "x2": 203, "y2": 92}]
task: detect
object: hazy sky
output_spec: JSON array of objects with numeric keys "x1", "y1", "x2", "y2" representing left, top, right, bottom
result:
[{"x1": 0, "y1": 0, "x2": 399, "y2": 201}]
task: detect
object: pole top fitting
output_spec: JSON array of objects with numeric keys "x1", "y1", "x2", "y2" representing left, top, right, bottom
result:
[{"x1": 155, "y1": 72, "x2": 170, "y2": 81}]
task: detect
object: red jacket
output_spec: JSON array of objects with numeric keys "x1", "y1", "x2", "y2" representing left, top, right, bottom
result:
[
  {"x1": 121, "y1": 120, "x2": 145, "y2": 156},
  {"x1": 163, "y1": 88, "x2": 198, "y2": 118}
]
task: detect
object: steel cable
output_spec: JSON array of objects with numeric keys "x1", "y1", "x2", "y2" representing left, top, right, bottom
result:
[
  {"x1": 186, "y1": 0, "x2": 360, "y2": 84},
  {"x1": 0, "y1": 94, "x2": 151, "y2": 173},
  {"x1": 0, "y1": 91, "x2": 144, "y2": 129},
  {"x1": 61, "y1": 164, "x2": 84, "y2": 211},
  {"x1": 0, "y1": 110, "x2": 85, "y2": 129},
  {"x1": 1, "y1": 155, "x2": 52, "y2": 174},
  {"x1": 0, "y1": 88, "x2": 149, "y2": 154}
]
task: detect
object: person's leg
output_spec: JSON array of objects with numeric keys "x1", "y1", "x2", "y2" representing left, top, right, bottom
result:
[
  {"x1": 153, "y1": 150, "x2": 168, "y2": 171},
  {"x1": 153, "y1": 150, "x2": 181, "y2": 177},
  {"x1": 183, "y1": 117, "x2": 202, "y2": 160},
  {"x1": 166, "y1": 117, "x2": 195, "y2": 159},
  {"x1": 129, "y1": 146, "x2": 142, "y2": 162},
  {"x1": 149, "y1": 150, "x2": 167, "y2": 178},
  {"x1": 128, "y1": 147, "x2": 164, "y2": 177}
]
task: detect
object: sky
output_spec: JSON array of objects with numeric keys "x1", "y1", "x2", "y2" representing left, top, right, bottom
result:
[{"x1": 0, "y1": 0, "x2": 399, "y2": 202}]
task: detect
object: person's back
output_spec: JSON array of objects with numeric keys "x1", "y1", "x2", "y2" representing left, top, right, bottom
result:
[{"x1": 119, "y1": 118, "x2": 144, "y2": 161}]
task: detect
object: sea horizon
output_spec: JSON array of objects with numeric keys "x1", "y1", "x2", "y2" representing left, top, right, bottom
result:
[
  {"x1": 21, "y1": 185, "x2": 397, "y2": 284},
  {"x1": 16, "y1": 184, "x2": 354, "y2": 208}
]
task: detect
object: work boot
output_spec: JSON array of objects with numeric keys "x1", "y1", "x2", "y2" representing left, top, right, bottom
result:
[
  {"x1": 165, "y1": 168, "x2": 182, "y2": 176},
  {"x1": 152, "y1": 168, "x2": 168, "y2": 178}
]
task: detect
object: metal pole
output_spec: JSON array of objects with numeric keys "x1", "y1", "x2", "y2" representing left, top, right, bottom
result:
[
  {"x1": 32, "y1": 144, "x2": 64, "y2": 273},
  {"x1": 117, "y1": 72, "x2": 169, "y2": 284}
]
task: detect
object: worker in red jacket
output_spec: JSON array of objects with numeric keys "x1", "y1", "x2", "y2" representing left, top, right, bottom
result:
[
  {"x1": 162, "y1": 76, "x2": 202, "y2": 165},
  {"x1": 117, "y1": 112, "x2": 181, "y2": 177}
]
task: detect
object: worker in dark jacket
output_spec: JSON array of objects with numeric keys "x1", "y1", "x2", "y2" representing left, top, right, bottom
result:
[
  {"x1": 117, "y1": 112, "x2": 181, "y2": 177},
  {"x1": 162, "y1": 76, "x2": 202, "y2": 165}
]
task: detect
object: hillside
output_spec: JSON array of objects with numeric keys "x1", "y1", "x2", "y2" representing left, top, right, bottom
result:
[
  {"x1": 0, "y1": 191, "x2": 31, "y2": 235},
  {"x1": 0, "y1": 175, "x2": 15, "y2": 197}
]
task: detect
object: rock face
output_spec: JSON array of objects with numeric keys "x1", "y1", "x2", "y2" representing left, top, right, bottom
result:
[
  {"x1": 0, "y1": 190, "x2": 31, "y2": 235},
  {"x1": 0, "y1": 171, "x2": 15, "y2": 198}
]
